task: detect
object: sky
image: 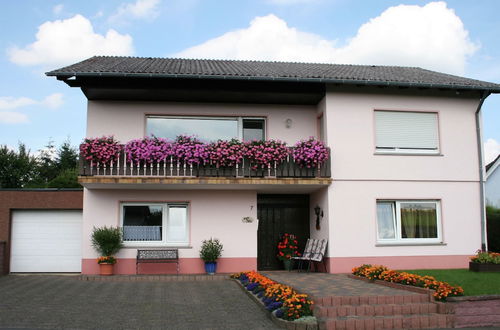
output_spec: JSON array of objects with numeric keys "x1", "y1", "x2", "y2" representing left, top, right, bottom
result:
[{"x1": 1, "y1": 0, "x2": 499, "y2": 162}]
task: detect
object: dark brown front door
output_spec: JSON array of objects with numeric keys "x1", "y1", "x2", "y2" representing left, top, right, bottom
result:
[{"x1": 257, "y1": 194, "x2": 310, "y2": 270}]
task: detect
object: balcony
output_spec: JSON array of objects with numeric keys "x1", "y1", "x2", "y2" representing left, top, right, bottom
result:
[{"x1": 78, "y1": 147, "x2": 332, "y2": 191}]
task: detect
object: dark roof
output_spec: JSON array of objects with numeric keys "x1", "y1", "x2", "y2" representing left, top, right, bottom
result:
[
  {"x1": 486, "y1": 154, "x2": 500, "y2": 173},
  {"x1": 46, "y1": 56, "x2": 500, "y2": 92}
]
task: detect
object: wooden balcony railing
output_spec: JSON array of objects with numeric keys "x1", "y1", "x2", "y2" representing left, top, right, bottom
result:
[{"x1": 79, "y1": 148, "x2": 331, "y2": 179}]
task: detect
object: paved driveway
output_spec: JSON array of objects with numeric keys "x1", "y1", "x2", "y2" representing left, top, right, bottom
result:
[{"x1": 0, "y1": 275, "x2": 280, "y2": 330}]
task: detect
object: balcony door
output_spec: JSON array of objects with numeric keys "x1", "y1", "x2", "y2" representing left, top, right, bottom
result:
[{"x1": 257, "y1": 194, "x2": 310, "y2": 270}]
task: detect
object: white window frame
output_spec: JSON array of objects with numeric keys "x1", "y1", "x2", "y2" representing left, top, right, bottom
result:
[
  {"x1": 120, "y1": 202, "x2": 189, "y2": 247},
  {"x1": 374, "y1": 110, "x2": 440, "y2": 155},
  {"x1": 376, "y1": 200, "x2": 442, "y2": 245},
  {"x1": 146, "y1": 115, "x2": 266, "y2": 141}
]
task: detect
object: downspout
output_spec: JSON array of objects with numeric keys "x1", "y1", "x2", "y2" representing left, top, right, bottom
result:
[{"x1": 475, "y1": 91, "x2": 491, "y2": 251}]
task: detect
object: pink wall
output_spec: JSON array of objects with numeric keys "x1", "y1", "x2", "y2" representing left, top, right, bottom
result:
[
  {"x1": 322, "y1": 89, "x2": 482, "y2": 268},
  {"x1": 327, "y1": 178, "x2": 481, "y2": 260},
  {"x1": 82, "y1": 188, "x2": 258, "y2": 274},
  {"x1": 86, "y1": 101, "x2": 317, "y2": 144},
  {"x1": 83, "y1": 257, "x2": 256, "y2": 275},
  {"x1": 327, "y1": 255, "x2": 471, "y2": 273},
  {"x1": 325, "y1": 89, "x2": 481, "y2": 181}
]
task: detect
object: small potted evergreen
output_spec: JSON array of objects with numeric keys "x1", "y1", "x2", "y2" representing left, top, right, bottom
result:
[
  {"x1": 199, "y1": 238, "x2": 223, "y2": 275},
  {"x1": 91, "y1": 226, "x2": 123, "y2": 276}
]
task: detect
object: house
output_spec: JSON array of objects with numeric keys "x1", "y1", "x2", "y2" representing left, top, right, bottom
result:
[
  {"x1": 486, "y1": 154, "x2": 500, "y2": 208},
  {"x1": 40, "y1": 56, "x2": 500, "y2": 275}
]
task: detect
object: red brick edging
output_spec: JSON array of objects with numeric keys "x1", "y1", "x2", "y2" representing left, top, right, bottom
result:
[{"x1": 347, "y1": 274, "x2": 434, "y2": 301}]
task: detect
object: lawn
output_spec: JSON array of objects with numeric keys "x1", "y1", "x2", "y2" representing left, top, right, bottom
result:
[{"x1": 402, "y1": 269, "x2": 500, "y2": 296}]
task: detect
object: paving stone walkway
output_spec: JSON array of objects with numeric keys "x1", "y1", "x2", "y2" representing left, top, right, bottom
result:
[
  {"x1": 0, "y1": 275, "x2": 280, "y2": 330},
  {"x1": 262, "y1": 271, "x2": 420, "y2": 298}
]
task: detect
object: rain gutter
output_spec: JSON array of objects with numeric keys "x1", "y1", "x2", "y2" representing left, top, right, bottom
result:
[{"x1": 476, "y1": 91, "x2": 491, "y2": 251}]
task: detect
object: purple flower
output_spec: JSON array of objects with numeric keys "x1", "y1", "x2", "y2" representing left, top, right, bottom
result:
[
  {"x1": 244, "y1": 139, "x2": 289, "y2": 169},
  {"x1": 124, "y1": 136, "x2": 173, "y2": 164},
  {"x1": 80, "y1": 136, "x2": 122, "y2": 165},
  {"x1": 292, "y1": 137, "x2": 329, "y2": 168}
]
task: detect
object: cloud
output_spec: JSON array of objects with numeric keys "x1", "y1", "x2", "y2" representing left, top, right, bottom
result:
[
  {"x1": 53, "y1": 4, "x2": 64, "y2": 15},
  {"x1": 267, "y1": 0, "x2": 320, "y2": 4},
  {"x1": 0, "y1": 97, "x2": 36, "y2": 110},
  {"x1": 0, "y1": 111, "x2": 29, "y2": 124},
  {"x1": 174, "y1": 2, "x2": 477, "y2": 75},
  {"x1": 485, "y1": 138, "x2": 500, "y2": 164},
  {"x1": 42, "y1": 93, "x2": 64, "y2": 109},
  {"x1": 0, "y1": 93, "x2": 65, "y2": 125},
  {"x1": 0, "y1": 94, "x2": 64, "y2": 111},
  {"x1": 7, "y1": 14, "x2": 133, "y2": 68},
  {"x1": 109, "y1": 0, "x2": 161, "y2": 23}
]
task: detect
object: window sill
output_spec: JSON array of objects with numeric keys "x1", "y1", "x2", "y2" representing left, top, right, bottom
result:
[
  {"x1": 123, "y1": 244, "x2": 193, "y2": 249},
  {"x1": 376, "y1": 242, "x2": 446, "y2": 247},
  {"x1": 374, "y1": 152, "x2": 443, "y2": 156}
]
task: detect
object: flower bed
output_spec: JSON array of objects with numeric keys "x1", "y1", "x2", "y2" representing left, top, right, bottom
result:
[
  {"x1": 352, "y1": 264, "x2": 464, "y2": 301},
  {"x1": 230, "y1": 271, "x2": 315, "y2": 322}
]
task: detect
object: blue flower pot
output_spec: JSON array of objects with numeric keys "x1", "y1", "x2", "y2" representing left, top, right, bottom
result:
[{"x1": 205, "y1": 262, "x2": 217, "y2": 274}]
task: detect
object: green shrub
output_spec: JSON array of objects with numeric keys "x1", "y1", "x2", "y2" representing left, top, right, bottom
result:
[
  {"x1": 91, "y1": 226, "x2": 123, "y2": 256},
  {"x1": 487, "y1": 206, "x2": 500, "y2": 252},
  {"x1": 199, "y1": 238, "x2": 223, "y2": 262}
]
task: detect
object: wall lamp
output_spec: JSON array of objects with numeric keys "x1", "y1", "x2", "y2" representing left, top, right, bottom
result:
[{"x1": 314, "y1": 205, "x2": 324, "y2": 230}]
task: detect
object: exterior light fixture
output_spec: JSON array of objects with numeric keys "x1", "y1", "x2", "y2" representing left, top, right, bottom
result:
[{"x1": 314, "y1": 205, "x2": 323, "y2": 230}]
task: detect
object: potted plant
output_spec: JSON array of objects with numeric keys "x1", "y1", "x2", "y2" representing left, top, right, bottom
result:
[
  {"x1": 469, "y1": 250, "x2": 500, "y2": 272},
  {"x1": 199, "y1": 238, "x2": 223, "y2": 275},
  {"x1": 277, "y1": 233, "x2": 300, "y2": 271},
  {"x1": 91, "y1": 226, "x2": 123, "y2": 276}
]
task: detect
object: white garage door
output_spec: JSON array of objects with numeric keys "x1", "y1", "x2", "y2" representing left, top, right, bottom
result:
[{"x1": 11, "y1": 210, "x2": 82, "y2": 273}]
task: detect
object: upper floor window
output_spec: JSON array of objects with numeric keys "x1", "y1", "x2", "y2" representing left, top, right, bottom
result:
[
  {"x1": 375, "y1": 111, "x2": 439, "y2": 154},
  {"x1": 376, "y1": 200, "x2": 441, "y2": 244},
  {"x1": 146, "y1": 116, "x2": 265, "y2": 142}
]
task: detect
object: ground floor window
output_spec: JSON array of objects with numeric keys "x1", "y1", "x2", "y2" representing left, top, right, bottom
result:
[
  {"x1": 120, "y1": 202, "x2": 189, "y2": 246},
  {"x1": 376, "y1": 200, "x2": 441, "y2": 244}
]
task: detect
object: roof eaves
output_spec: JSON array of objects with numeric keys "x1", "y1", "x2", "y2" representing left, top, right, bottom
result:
[{"x1": 45, "y1": 71, "x2": 500, "y2": 92}]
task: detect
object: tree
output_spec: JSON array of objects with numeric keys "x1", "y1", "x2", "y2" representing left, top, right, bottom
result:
[
  {"x1": 47, "y1": 168, "x2": 81, "y2": 188},
  {"x1": 56, "y1": 140, "x2": 78, "y2": 172},
  {"x1": 37, "y1": 140, "x2": 59, "y2": 187},
  {"x1": 0, "y1": 144, "x2": 39, "y2": 188}
]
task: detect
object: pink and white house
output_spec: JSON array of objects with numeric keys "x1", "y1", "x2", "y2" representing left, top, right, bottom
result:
[{"x1": 47, "y1": 56, "x2": 500, "y2": 275}]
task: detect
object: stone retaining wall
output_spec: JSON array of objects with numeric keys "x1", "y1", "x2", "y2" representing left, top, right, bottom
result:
[{"x1": 446, "y1": 296, "x2": 500, "y2": 328}]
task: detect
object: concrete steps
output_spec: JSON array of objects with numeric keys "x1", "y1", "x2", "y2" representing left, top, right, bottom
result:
[{"x1": 315, "y1": 294, "x2": 452, "y2": 329}]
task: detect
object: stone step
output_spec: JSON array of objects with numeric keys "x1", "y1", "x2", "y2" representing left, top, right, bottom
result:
[
  {"x1": 315, "y1": 302, "x2": 438, "y2": 318},
  {"x1": 315, "y1": 294, "x2": 430, "y2": 306},
  {"x1": 318, "y1": 313, "x2": 452, "y2": 330}
]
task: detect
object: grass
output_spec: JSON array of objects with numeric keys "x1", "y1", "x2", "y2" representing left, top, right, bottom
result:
[{"x1": 401, "y1": 269, "x2": 500, "y2": 296}]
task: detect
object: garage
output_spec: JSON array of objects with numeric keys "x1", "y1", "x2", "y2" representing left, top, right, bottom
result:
[{"x1": 10, "y1": 210, "x2": 82, "y2": 273}]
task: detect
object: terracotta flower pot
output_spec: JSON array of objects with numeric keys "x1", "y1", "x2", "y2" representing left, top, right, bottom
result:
[{"x1": 99, "y1": 263, "x2": 114, "y2": 276}]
